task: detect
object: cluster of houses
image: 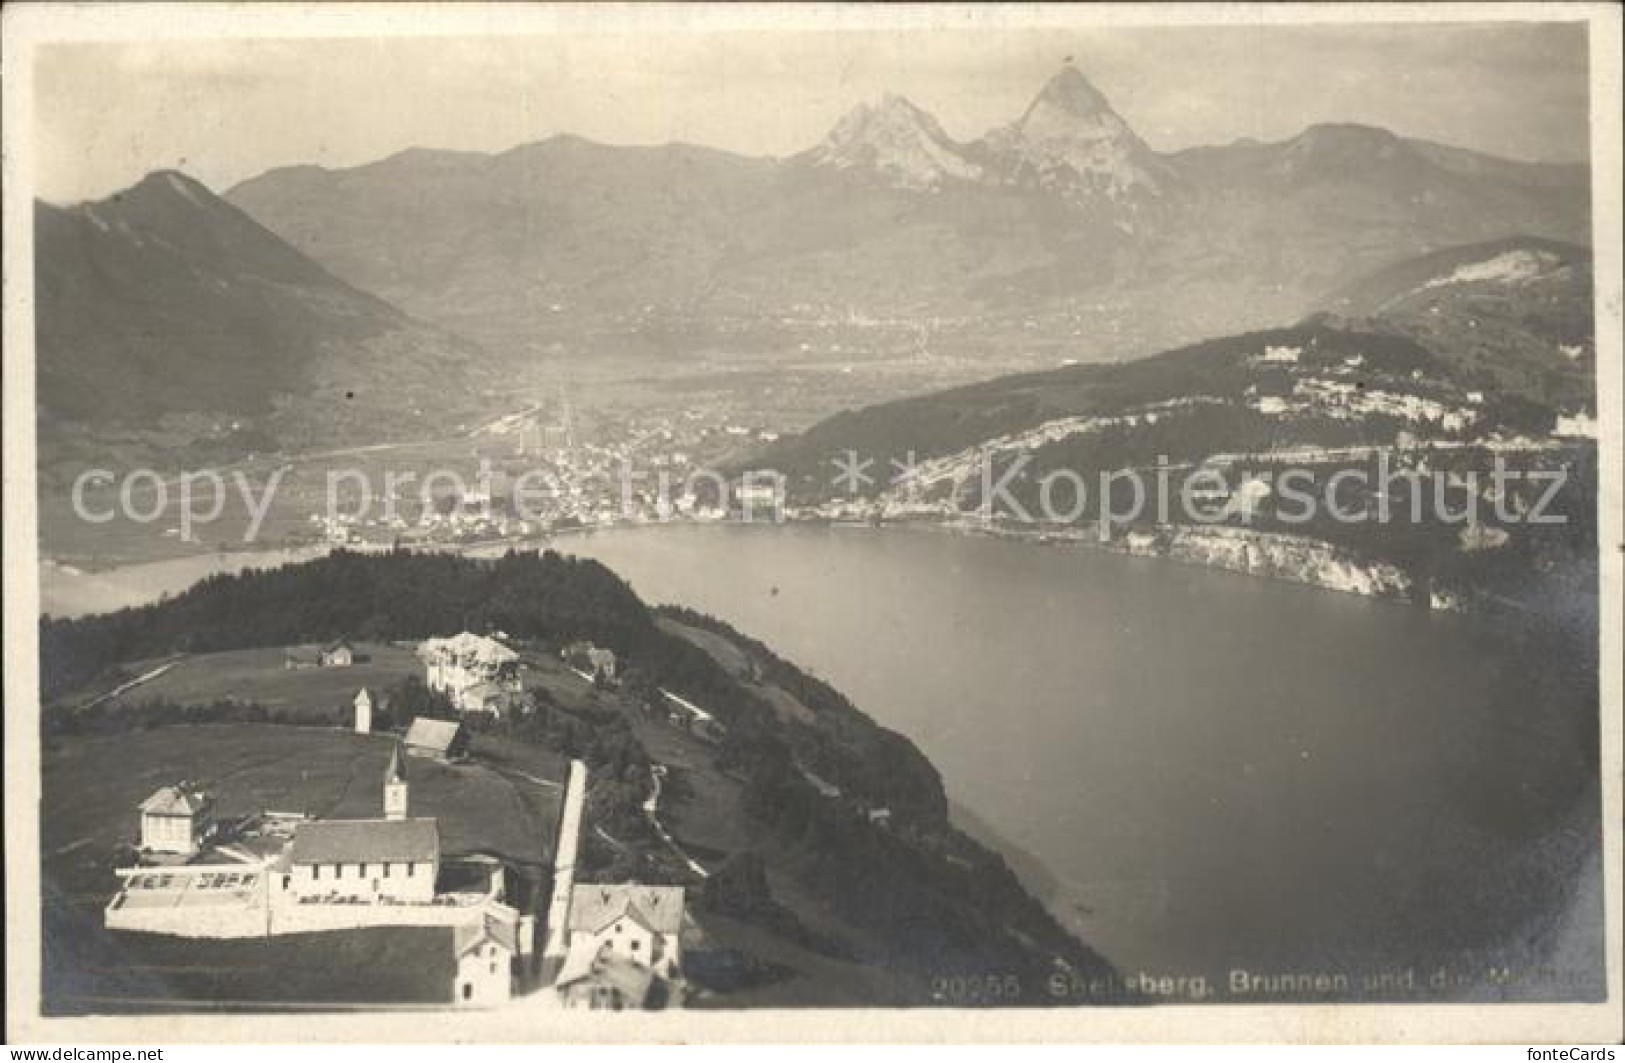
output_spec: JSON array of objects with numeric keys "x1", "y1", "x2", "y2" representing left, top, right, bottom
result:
[
  {"x1": 113, "y1": 753, "x2": 692, "y2": 1010},
  {"x1": 109, "y1": 730, "x2": 531, "y2": 1008},
  {"x1": 554, "y1": 883, "x2": 686, "y2": 1009},
  {"x1": 539, "y1": 759, "x2": 689, "y2": 1009},
  {"x1": 284, "y1": 639, "x2": 360, "y2": 670}
]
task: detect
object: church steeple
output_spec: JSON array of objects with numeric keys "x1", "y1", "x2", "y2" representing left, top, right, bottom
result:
[{"x1": 383, "y1": 742, "x2": 409, "y2": 820}]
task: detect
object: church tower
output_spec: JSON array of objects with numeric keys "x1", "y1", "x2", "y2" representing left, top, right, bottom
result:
[
  {"x1": 383, "y1": 742, "x2": 409, "y2": 820},
  {"x1": 354, "y1": 687, "x2": 373, "y2": 735}
]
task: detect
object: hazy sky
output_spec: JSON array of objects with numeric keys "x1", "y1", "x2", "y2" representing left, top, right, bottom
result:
[{"x1": 33, "y1": 20, "x2": 1591, "y2": 204}]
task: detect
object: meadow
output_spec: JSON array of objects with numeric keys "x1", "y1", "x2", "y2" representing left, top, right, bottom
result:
[{"x1": 101, "y1": 642, "x2": 422, "y2": 718}]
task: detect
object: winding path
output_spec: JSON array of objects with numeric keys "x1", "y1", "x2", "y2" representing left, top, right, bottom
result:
[{"x1": 643, "y1": 764, "x2": 709, "y2": 879}]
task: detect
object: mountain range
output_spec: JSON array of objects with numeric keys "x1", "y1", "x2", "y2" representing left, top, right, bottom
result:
[
  {"x1": 224, "y1": 64, "x2": 1590, "y2": 355},
  {"x1": 1318, "y1": 235, "x2": 1594, "y2": 409},
  {"x1": 749, "y1": 234, "x2": 1597, "y2": 611},
  {"x1": 756, "y1": 234, "x2": 1595, "y2": 491},
  {"x1": 34, "y1": 64, "x2": 1594, "y2": 480}
]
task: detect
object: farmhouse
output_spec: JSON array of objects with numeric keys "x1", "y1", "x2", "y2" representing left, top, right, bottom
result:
[
  {"x1": 106, "y1": 745, "x2": 535, "y2": 984},
  {"x1": 403, "y1": 717, "x2": 470, "y2": 761},
  {"x1": 139, "y1": 784, "x2": 216, "y2": 856},
  {"x1": 556, "y1": 884, "x2": 685, "y2": 1008},
  {"x1": 659, "y1": 689, "x2": 727, "y2": 744},
  {"x1": 418, "y1": 632, "x2": 523, "y2": 714},
  {"x1": 319, "y1": 640, "x2": 356, "y2": 667},
  {"x1": 284, "y1": 640, "x2": 359, "y2": 670}
]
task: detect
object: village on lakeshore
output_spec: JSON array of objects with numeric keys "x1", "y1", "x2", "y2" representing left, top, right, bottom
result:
[{"x1": 95, "y1": 629, "x2": 705, "y2": 1010}]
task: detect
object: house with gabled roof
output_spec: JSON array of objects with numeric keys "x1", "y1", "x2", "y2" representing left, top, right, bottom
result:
[
  {"x1": 319, "y1": 640, "x2": 356, "y2": 667},
  {"x1": 453, "y1": 912, "x2": 523, "y2": 1007},
  {"x1": 403, "y1": 716, "x2": 470, "y2": 761},
  {"x1": 418, "y1": 632, "x2": 523, "y2": 714},
  {"x1": 563, "y1": 641, "x2": 618, "y2": 684}
]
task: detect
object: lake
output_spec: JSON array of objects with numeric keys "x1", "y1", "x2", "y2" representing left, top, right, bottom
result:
[{"x1": 39, "y1": 525, "x2": 1604, "y2": 998}]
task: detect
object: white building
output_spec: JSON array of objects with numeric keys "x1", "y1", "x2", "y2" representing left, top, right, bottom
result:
[
  {"x1": 354, "y1": 688, "x2": 374, "y2": 735},
  {"x1": 138, "y1": 784, "x2": 216, "y2": 856},
  {"x1": 319, "y1": 641, "x2": 355, "y2": 668},
  {"x1": 284, "y1": 818, "x2": 439, "y2": 904},
  {"x1": 563, "y1": 641, "x2": 617, "y2": 683},
  {"x1": 556, "y1": 884, "x2": 684, "y2": 1008},
  {"x1": 454, "y1": 914, "x2": 522, "y2": 1007},
  {"x1": 417, "y1": 632, "x2": 523, "y2": 714},
  {"x1": 107, "y1": 753, "x2": 533, "y2": 950},
  {"x1": 383, "y1": 743, "x2": 410, "y2": 820},
  {"x1": 1555, "y1": 411, "x2": 1598, "y2": 439},
  {"x1": 737, "y1": 476, "x2": 785, "y2": 515}
]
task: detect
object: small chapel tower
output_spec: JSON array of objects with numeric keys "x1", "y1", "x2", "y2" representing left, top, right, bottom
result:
[
  {"x1": 383, "y1": 743, "x2": 409, "y2": 820},
  {"x1": 354, "y1": 687, "x2": 374, "y2": 735}
]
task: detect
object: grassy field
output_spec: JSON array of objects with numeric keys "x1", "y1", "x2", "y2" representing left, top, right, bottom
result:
[
  {"x1": 656, "y1": 616, "x2": 752, "y2": 676},
  {"x1": 98, "y1": 642, "x2": 422, "y2": 719},
  {"x1": 519, "y1": 649, "x2": 608, "y2": 712},
  {"x1": 531, "y1": 630, "x2": 908, "y2": 1006},
  {"x1": 44, "y1": 724, "x2": 563, "y2": 892},
  {"x1": 48, "y1": 927, "x2": 460, "y2": 1011},
  {"x1": 41, "y1": 723, "x2": 565, "y2": 1013}
]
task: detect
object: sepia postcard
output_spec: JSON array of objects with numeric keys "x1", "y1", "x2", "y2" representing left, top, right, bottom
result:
[{"x1": 4, "y1": 1, "x2": 1621, "y2": 1045}]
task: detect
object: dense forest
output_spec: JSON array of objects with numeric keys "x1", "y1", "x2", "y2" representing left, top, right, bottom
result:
[
  {"x1": 656, "y1": 605, "x2": 948, "y2": 822},
  {"x1": 40, "y1": 549, "x2": 655, "y2": 699}
]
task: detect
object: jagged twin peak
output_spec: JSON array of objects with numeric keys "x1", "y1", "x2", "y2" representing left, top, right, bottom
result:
[
  {"x1": 809, "y1": 63, "x2": 1165, "y2": 199},
  {"x1": 989, "y1": 63, "x2": 1166, "y2": 197},
  {"x1": 809, "y1": 92, "x2": 985, "y2": 191}
]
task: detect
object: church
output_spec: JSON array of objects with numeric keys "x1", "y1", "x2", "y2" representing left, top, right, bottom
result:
[{"x1": 282, "y1": 744, "x2": 441, "y2": 905}]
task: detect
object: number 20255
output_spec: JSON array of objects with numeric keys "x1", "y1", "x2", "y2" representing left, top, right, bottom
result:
[{"x1": 931, "y1": 974, "x2": 1023, "y2": 1003}]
